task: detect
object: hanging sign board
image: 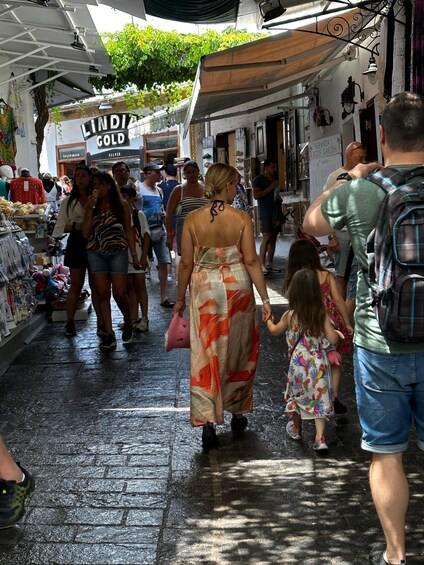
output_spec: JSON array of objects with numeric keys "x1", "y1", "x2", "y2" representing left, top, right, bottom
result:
[
  {"x1": 309, "y1": 134, "x2": 342, "y2": 202},
  {"x1": 81, "y1": 113, "x2": 139, "y2": 149}
]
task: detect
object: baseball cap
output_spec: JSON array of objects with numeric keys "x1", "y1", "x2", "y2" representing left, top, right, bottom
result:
[
  {"x1": 20, "y1": 167, "x2": 30, "y2": 174},
  {"x1": 142, "y1": 162, "x2": 163, "y2": 173},
  {"x1": 164, "y1": 164, "x2": 177, "y2": 176}
]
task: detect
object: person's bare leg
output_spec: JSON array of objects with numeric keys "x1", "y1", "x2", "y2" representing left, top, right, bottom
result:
[
  {"x1": 291, "y1": 412, "x2": 301, "y2": 432},
  {"x1": 134, "y1": 274, "x2": 148, "y2": 320},
  {"x1": 158, "y1": 262, "x2": 169, "y2": 303},
  {"x1": 266, "y1": 232, "x2": 278, "y2": 267},
  {"x1": 336, "y1": 276, "x2": 347, "y2": 300},
  {"x1": 332, "y1": 364, "x2": 342, "y2": 399},
  {"x1": 0, "y1": 437, "x2": 23, "y2": 482},
  {"x1": 66, "y1": 268, "x2": 85, "y2": 321},
  {"x1": 88, "y1": 274, "x2": 104, "y2": 328},
  {"x1": 111, "y1": 273, "x2": 131, "y2": 322},
  {"x1": 126, "y1": 275, "x2": 138, "y2": 321},
  {"x1": 92, "y1": 273, "x2": 113, "y2": 333},
  {"x1": 314, "y1": 417, "x2": 326, "y2": 440},
  {"x1": 259, "y1": 233, "x2": 272, "y2": 267},
  {"x1": 370, "y1": 453, "x2": 407, "y2": 564}
]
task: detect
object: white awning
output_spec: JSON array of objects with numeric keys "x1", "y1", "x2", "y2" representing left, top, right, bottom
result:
[{"x1": 0, "y1": 1, "x2": 116, "y2": 106}]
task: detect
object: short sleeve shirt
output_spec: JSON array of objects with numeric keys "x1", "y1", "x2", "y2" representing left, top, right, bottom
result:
[
  {"x1": 253, "y1": 174, "x2": 274, "y2": 219},
  {"x1": 321, "y1": 165, "x2": 424, "y2": 354}
]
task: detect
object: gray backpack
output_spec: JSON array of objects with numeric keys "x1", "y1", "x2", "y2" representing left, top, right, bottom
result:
[{"x1": 365, "y1": 166, "x2": 424, "y2": 342}]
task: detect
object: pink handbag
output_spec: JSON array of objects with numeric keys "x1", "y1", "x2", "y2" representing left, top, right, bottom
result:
[{"x1": 165, "y1": 314, "x2": 190, "y2": 352}]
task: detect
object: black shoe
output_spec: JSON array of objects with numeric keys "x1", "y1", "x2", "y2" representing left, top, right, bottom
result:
[
  {"x1": 266, "y1": 265, "x2": 282, "y2": 273},
  {"x1": 0, "y1": 464, "x2": 35, "y2": 530},
  {"x1": 99, "y1": 333, "x2": 117, "y2": 350},
  {"x1": 334, "y1": 398, "x2": 347, "y2": 414},
  {"x1": 369, "y1": 545, "x2": 406, "y2": 565},
  {"x1": 231, "y1": 415, "x2": 248, "y2": 432},
  {"x1": 202, "y1": 423, "x2": 219, "y2": 449},
  {"x1": 161, "y1": 299, "x2": 176, "y2": 308},
  {"x1": 122, "y1": 322, "x2": 133, "y2": 343},
  {"x1": 65, "y1": 320, "x2": 76, "y2": 337}
]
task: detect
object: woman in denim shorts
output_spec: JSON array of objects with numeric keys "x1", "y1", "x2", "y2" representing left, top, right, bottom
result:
[{"x1": 81, "y1": 172, "x2": 140, "y2": 349}]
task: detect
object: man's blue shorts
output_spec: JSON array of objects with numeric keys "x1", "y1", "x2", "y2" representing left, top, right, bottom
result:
[
  {"x1": 151, "y1": 233, "x2": 171, "y2": 265},
  {"x1": 354, "y1": 345, "x2": 424, "y2": 454}
]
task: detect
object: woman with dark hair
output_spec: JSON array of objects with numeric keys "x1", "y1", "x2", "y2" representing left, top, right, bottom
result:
[
  {"x1": 165, "y1": 160, "x2": 209, "y2": 256},
  {"x1": 81, "y1": 172, "x2": 140, "y2": 349},
  {"x1": 53, "y1": 164, "x2": 101, "y2": 337}
]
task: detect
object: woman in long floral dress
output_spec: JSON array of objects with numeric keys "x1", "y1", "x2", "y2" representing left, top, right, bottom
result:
[{"x1": 173, "y1": 163, "x2": 272, "y2": 449}]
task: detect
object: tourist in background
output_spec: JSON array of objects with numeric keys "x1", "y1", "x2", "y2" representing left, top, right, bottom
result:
[
  {"x1": 81, "y1": 171, "x2": 140, "y2": 349},
  {"x1": 120, "y1": 185, "x2": 151, "y2": 332},
  {"x1": 53, "y1": 164, "x2": 102, "y2": 337},
  {"x1": 165, "y1": 160, "x2": 208, "y2": 257}
]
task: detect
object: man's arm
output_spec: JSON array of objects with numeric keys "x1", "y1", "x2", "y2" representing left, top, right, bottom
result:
[
  {"x1": 303, "y1": 182, "x2": 340, "y2": 236},
  {"x1": 253, "y1": 179, "x2": 277, "y2": 200},
  {"x1": 303, "y1": 162, "x2": 381, "y2": 237}
]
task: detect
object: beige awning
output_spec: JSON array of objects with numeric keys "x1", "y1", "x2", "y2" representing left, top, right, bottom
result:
[{"x1": 184, "y1": 9, "x2": 362, "y2": 132}]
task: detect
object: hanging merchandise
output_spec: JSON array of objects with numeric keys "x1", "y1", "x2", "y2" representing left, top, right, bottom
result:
[
  {"x1": 8, "y1": 77, "x2": 27, "y2": 138},
  {"x1": 0, "y1": 227, "x2": 35, "y2": 340},
  {"x1": 0, "y1": 97, "x2": 18, "y2": 170}
]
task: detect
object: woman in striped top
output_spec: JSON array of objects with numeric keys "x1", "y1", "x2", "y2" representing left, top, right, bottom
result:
[
  {"x1": 165, "y1": 160, "x2": 209, "y2": 255},
  {"x1": 81, "y1": 172, "x2": 140, "y2": 349}
]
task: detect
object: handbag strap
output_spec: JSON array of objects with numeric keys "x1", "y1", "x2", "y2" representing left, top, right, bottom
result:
[{"x1": 289, "y1": 333, "x2": 303, "y2": 360}]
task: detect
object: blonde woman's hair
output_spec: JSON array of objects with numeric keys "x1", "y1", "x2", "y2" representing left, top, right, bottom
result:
[{"x1": 204, "y1": 163, "x2": 237, "y2": 199}]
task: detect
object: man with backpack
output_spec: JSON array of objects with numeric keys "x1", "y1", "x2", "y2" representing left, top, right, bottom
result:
[{"x1": 303, "y1": 92, "x2": 424, "y2": 565}]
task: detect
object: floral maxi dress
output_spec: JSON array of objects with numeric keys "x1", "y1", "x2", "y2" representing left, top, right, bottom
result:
[
  {"x1": 189, "y1": 242, "x2": 259, "y2": 426},
  {"x1": 285, "y1": 329, "x2": 334, "y2": 420}
]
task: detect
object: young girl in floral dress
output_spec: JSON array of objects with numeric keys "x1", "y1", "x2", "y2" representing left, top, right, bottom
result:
[
  {"x1": 285, "y1": 239, "x2": 353, "y2": 414},
  {"x1": 267, "y1": 268, "x2": 341, "y2": 450}
]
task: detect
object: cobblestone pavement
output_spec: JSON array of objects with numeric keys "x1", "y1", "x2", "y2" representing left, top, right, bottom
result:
[{"x1": 0, "y1": 237, "x2": 423, "y2": 565}]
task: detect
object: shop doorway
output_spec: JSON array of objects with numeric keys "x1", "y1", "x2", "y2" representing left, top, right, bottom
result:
[
  {"x1": 144, "y1": 131, "x2": 179, "y2": 166},
  {"x1": 256, "y1": 109, "x2": 297, "y2": 190},
  {"x1": 56, "y1": 143, "x2": 87, "y2": 178},
  {"x1": 57, "y1": 162, "x2": 80, "y2": 179}
]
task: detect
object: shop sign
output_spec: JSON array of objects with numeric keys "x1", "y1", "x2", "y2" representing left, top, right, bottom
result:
[
  {"x1": 58, "y1": 146, "x2": 86, "y2": 160},
  {"x1": 81, "y1": 113, "x2": 139, "y2": 149},
  {"x1": 97, "y1": 131, "x2": 130, "y2": 148},
  {"x1": 88, "y1": 148, "x2": 139, "y2": 161}
]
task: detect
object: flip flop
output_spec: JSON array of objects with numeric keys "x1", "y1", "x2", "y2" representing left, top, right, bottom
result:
[{"x1": 161, "y1": 299, "x2": 176, "y2": 308}]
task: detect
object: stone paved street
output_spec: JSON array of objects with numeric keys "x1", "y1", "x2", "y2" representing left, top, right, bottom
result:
[{"x1": 0, "y1": 237, "x2": 423, "y2": 565}]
